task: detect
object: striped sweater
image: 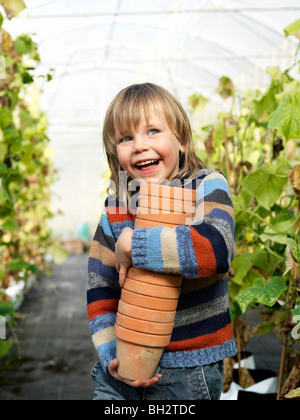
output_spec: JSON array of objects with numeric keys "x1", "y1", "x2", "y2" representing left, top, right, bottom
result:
[{"x1": 87, "y1": 169, "x2": 237, "y2": 371}]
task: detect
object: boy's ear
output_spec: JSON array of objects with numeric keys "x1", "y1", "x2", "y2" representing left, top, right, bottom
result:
[{"x1": 179, "y1": 142, "x2": 185, "y2": 153}]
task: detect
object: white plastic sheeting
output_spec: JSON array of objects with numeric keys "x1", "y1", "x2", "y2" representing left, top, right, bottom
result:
[{"x1": 2, "y1": 0, "x2": 300, "y2": 238}]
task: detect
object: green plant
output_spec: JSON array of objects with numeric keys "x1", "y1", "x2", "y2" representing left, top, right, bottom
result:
[
  {"x1": 189, "y1": 18, "x2": 300, "y2": 399},
  {"x1": 0, "y1": 0, "x2": 67, "y2": 356}
]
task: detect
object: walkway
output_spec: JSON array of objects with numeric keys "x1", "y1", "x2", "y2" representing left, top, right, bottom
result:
[
  {"x1": 0, "y1": 253, "x2": 283, "y2": 400},
  {"x1": 0, "y1": 254, "x2": 96, "y2": 400}
]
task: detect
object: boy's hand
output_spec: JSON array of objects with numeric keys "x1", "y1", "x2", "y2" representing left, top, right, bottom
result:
[
  {"x1": 108, "y1": 359, "x2": 162, "y2": 388},
  {"x1": 115, "y1": 227, "x2": 133, "y2": 287}
]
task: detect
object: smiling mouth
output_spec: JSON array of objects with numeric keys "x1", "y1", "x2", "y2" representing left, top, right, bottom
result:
[{"x1": 135, "y1": 159, "x2": 160, "y2": 173}]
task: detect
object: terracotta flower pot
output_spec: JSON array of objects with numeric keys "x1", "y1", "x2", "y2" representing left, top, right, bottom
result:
[
  {"x1": 124, "y1": 278, "x2": 181, "y2": 299},
  {"x1": 118, "y1": 300, "x2": 177, "y2": 323},
  {"x1": 139, "y1": 182, "x2": 197, "y2": 202},
  {"x1": 138, "y1": 195, "x2": 195, "y2": 214},
  {"x1": 134, "y1": 218, "x2": 179, "y2": 229},
  {"x1": 116, "y1": 312, "x2": 174, "y2": 335},
  {"x1": 121, "y1": 289, "x2": 179, "y2": 311},
  {"x1": 116, "y1": 338, "x2": 165, "y2": 381},
  {"x1": 136, "y1": 211, "x2": 193, "y2": 225},
  {"x1": 127, "y1": 267, "x2": 183, "y2": 288},
  {"x1": 115, "y1": 183, "x2": 196, "y2": 380},
  {"x1": 115, "y1": 324, "x2": 171, "y2": 347}
]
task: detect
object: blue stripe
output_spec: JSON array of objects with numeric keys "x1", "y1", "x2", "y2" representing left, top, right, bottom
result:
[
  {"x1": 171, "y1": 311, "x2": 232, "y2": 341},
  {"x1": 145, "y1": 226, "x2": 164, "y2": 271},
  {"x1": 97, "y1": 340, "x2": 117, "y2": 371},
  {"x1": 111, "y1": 220, "x2": 135, "y2": 239},
  {"x1": 176, "y1": 225, "x2": 199, "y2": 279},
  {"x1": 177, "y1": 278, "x2": 228, "y2": 311},
  {"x1": 160, "y1": 338, "x2": 237, "y2": 368},
  {"x1": 203, "y1": 177, "x2": 230, "y2": 197},
  {"x1": 88, "y1": 257, "x2": 119, "y2": 282},
  {"x1": 87, "y1": 286, "x2": 120, "y2": 304},
  {"x1": 99, "y1": 213, "x2": 114, "y2": 238},
  {"x1": 207, "y1": 208, "x2": 235, "y2": 235},
  {"x1": 89, "y1": 313, "x2": 116, "y2": 335}
]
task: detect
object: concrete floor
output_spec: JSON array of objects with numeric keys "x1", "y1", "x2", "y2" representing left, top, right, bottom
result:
[
  {"x1": 0, "y1": 253, "x2": 283, "y2": 400},
  {"x1": 0, "y1": 253, "x2": 96, "y2": 400}
]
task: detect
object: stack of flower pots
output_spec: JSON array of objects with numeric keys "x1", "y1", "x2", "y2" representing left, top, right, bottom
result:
[{"x1": 114, "y1": 183, "x2": 196, "y2": 380}]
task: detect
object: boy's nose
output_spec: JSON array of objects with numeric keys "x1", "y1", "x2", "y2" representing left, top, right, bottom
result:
[{"x1": 133, "y1": 136, "x2": 150, "y2": 153}]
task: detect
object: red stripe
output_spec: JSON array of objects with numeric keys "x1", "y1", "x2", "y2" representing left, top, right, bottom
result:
[
  {"x1": 87, "y1": 299, "x2": 118, "y2": 321},
  {"x1": 190, "y1": 227, "x2": 217, "y2": 277},
  {"x1": 165, "y1": 323, "x2": 234, "y2": 352},
  {"x1": 107, "y1": 208, "x2": 135, "y2": 225}
]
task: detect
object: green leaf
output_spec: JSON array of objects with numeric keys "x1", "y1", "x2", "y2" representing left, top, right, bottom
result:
[
  {"x1": 0, "y1": 0, "x2": 26, "y2": 19},
  {"x1": 252, "y1": 84, "x2": 279, "y2": 123},
  {"x1": 0, "y1": 339, "x2": 13, "y2": 356},
  {"x1": 46, "y1": 243, "x2": 69, "y2": 265},
  {"x1": 284, "y1": 387, "x2": 300, "y2": 400},
  {"x1": 0, "y1": 301, "x2": 14, "y2": 316},
  {"x1": 291, "y1": 306, "x2": 300, "y2": 317},
  {"x1": 0, "y1": 107, "x2": 13, "y2": 128},
  {"x1": 234, "y1": 276, "x2": 287, "y2": 314},
  {"x1": 254, "y1": 321, "x2": 278, "y2": 336},
  {"x1": 260, "y1": 230, "x2": 288, "y2": 245},
  {"x1": 2, "y1": 218, "x2": 18, "y2": 231},
  {"x1": 270, "y1": 218, "x2": 297, "y2": 235},
  {"x1": 215, "y1": 76, "x2": 236, "y2": 99},
  {"x1": 8, "y1": 260, "x2": 32, "y2": 271},
  {"x1": 231, "y1": 250, "x2": 276, "y2": 286},
  {"x1": 0, "y1": 11, "x2": 3, "y2": 28},
  {"x1": 188, "y1": 93, "x2": 209, "y2": 112},
  {"x1": 284, "y1": 18, "x2": 300, "y2": 40},
  {"x1": 268, "y1": 90, "x2": 300, "y2": 141},
  {"x1": 242, "y1": 157, "x2": 291, "y2": 210},
  {"x1": 231, "y1": 254, "x2": 254, "y2": 285},
  {"x1": 22, "y1": 71, "x2": 34, "y2": 84},
  {"x1": 212, "y1": 114, "x2": 238, "y2": 147}
]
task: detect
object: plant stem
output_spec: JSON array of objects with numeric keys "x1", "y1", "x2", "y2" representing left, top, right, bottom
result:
[
  {"x1": 263, "y1": 243, "x2": 283, "y2": 261},
  {"x1": 285, "y1": 41, "x2": 300, "y2": 75},
  {"x1": 295, "y1": 197, "x2": 300, "y2": 241},
  {"x1": 234, "y1": 317, "x2": 242, "y2": 385},
  {"x1": 223, "y1": 118, "x2": 231, "y2": 186},
  {"x1": 277, "y1": 334, "x2": 287, "y2": 400}
]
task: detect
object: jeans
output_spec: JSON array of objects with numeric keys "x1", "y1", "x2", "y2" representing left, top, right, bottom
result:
[{"x1": 91, "y1": 360, "x2": 224, "y2": 400}]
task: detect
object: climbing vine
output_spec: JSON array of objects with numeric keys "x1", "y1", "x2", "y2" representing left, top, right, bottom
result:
[
  {"x1": 189, "y1": 18, "x2": 300, "y2": 399},
  {"x1": 0, "y1": 0, "x2": 66, "y2": 355}
]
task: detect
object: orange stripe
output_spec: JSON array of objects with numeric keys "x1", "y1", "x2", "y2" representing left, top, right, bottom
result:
[
  {"x1": 87, "y1": 299, "x2": 118, "y2": 321},
  {"x1": 165, "y1": 323, "x2": 234, "y2": 352},
  {"x1": 190, "y1": 227, "x2": 217, "y2": 277},
  {"x1": 106, "y1": 205, "x2": 136, "y2": 217}
]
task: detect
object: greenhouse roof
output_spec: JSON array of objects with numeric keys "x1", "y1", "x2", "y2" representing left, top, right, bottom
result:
[{"x1": 2, "y1": 0, "x2": 300, "y2": 237}]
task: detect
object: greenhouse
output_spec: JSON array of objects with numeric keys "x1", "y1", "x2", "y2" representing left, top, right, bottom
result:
[{"x1": 0, "y1": 0, "x2": 300, "y2": 402}]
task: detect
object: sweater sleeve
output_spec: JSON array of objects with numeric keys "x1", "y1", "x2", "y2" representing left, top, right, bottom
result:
[
  {"x1": 131, "y1": 171, "x2": 236, "y2": 279},
  {"x1": 87, "y1": 203, "x2": 120, "y2": 372}
]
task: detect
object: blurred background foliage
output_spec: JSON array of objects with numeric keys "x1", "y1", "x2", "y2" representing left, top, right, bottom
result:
[
  {"x1": 189, "y1": 18, "x2": 300, "y2": 399},
  {"x1": 0, "y1": 0, "x2": 67, "y2": 355}
]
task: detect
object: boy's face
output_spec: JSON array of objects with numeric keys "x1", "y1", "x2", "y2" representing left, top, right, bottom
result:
[{"x1": 114, "y1": 111, "x2": 185, "y2": 182}]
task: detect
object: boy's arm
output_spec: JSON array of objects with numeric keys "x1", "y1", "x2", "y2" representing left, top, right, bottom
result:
[
  {"x1": 87, "y1": 206, "x2": 120, "y2": 372},
  {"x1": 131, "y1": 171, "x2": 236, "y2": 279},
  {"x1": 87, "y1": 205, "x2": 161, "y2": 386}
]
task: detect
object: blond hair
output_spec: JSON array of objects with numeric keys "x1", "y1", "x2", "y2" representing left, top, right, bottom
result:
[{"x1": 102, "y1": 83, "x2": 205, "y2": 197}]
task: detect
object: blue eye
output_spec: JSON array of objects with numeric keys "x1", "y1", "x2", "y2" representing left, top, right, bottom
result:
[
  {"x1": 148, "y1": 129, "x2": 158, "y2": 135},
  {"x1": 120, "y1": 136, "x2": 132, "y2": 143}
]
